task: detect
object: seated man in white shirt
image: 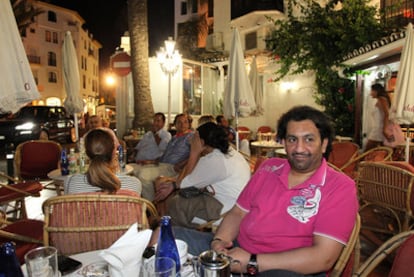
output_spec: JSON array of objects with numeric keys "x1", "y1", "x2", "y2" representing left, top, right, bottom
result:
[{"x1": 133, "y1": 112, "x2": 172, "y2": 163}]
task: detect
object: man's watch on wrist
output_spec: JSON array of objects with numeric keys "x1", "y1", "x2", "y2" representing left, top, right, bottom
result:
[{"x1": 246, "y1": 254, "x2": 258, "y2": 275}]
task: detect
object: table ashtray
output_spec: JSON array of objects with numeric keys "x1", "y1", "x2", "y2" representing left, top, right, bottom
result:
[{"x1": 81, "y1": 262, "x2": 109, "y2": 277}]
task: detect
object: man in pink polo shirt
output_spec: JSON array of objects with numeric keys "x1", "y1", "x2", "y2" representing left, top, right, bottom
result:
[{"x1": 171, "y1": 105, "x2": 358, "y2": 277}]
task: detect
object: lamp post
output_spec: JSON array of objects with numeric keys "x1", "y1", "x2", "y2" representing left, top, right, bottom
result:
[{"x1": 157, "y1": 37, "x2": 181, "y2": 125}]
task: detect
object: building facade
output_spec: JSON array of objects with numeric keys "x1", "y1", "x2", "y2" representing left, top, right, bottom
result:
[{"x1": 22, "y1": 1, "x2": 101, "y2": 114}]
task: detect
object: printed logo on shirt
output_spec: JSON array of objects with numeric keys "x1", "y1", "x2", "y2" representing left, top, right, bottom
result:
[{"x1": 287, "y1": 186, "x2": 321, "y2": 223}]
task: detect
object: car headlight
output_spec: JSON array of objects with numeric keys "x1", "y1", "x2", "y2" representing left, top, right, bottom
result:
[{"x1": 16, "y1": 122, "x2": 35, "y2": 130}]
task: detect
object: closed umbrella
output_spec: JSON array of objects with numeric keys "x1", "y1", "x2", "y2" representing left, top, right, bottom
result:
[
  {"x1": 249, "y1": 56, "x2": 264, "y2": 116},
  {"x1": 223, "y1": 28, "x2": 256, "y2": 150},
  {"x1": 390, "y1": 23, "x2": 414, "y2": 162},
  {"x1": 0, "y1": 0, "x2": 39, "y2": 114},
  {"x1": 63, "y1": 31, "x2": 84, "y2": 141}
]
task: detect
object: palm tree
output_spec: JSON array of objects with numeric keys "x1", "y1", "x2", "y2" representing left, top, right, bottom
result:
[
  {"x1": 11, "y1": 0, "x2": 43, "y2": 34},
  {"x1": 127, "y1": 0, "x2": 154, "y2": 130}
]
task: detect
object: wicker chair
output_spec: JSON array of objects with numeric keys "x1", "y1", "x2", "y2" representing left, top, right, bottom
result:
[
  {"x1": 328, "y1": 141, "x2": 360, "y2": 170},
  {"x1": 356, "y1": 161, "x2": 414, "y2": 236},
  {"x1": 14, "y1": 140, "x2": 63, "y2": 194},
  {"x1": 339, "y1": 146, "x2": 393, "y2": 179},
  {"x1": 0, "y1": 210, "x2": 44, "y2": 264},
  {"x1": 0, "y1": 172, "x2": 43, "y2": 219},
  {"x1": 330, "y1": 214, "x2": 361, "y2": 277},
  {"x1": 353, "y1": 230, "x2": 414, "y2": 277},
  {"x1": 42, "y1": 193, "x2": 159, "y2": 255}
]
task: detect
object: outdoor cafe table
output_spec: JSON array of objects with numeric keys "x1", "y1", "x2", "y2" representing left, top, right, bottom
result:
[
  {"x1": 47, "y1": 165, "x2": 134, "y2": 195},
  {"x1": 250, "y1": 140, "x2": 284, "y2": 157},
  {"x1": 22, "y1": 249, "x2": 195, "y2": 276}
]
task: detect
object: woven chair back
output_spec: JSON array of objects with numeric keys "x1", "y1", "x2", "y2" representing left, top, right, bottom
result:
[
  {"x1": 14, "y1": 140, "x2": 62, "y2": 180},
  {"x1": 42, "y1": 193, "x2": 158, "y2": 255},
  {"x1": 356, "y1": 161, "x2": 414, "y2": 234},
  {"x1": 328, "y1": 142, "x2": 360, "y2": 170}
]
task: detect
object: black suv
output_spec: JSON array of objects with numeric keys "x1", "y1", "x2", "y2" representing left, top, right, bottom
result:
[{"x1": 0, "y1": 106, "x2": 76, "y2": 148}]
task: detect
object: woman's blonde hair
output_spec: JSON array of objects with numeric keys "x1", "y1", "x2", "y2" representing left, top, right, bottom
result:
[{"x1": 84, "y1": 129, "x2": 120, "y2": 193}]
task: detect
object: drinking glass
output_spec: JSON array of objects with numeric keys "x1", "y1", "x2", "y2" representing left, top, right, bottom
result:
[
  {"x1": 25, "y1": 246, "x2": 59, "y2": 277},
  {"x1": 143, "y1": 257, "x2": 176, "y2": 277}
]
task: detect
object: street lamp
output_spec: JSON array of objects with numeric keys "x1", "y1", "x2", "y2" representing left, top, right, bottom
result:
[{"x1": 157, "y1": 37, "x2": 181, "y2": 125}]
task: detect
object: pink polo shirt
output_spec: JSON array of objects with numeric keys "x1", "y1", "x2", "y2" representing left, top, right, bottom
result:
[{"x1": 237, "y1": 158, "x2": 358, "y2": 254}]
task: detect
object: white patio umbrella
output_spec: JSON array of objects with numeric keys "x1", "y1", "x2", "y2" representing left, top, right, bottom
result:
[
  {"x1": 249, "y1": 56, "x2": 264, "y2": 116},
  {"x1": 390, "y1": 23, "x2": 414, "y2": 162},
  {"x1": 223, "y1": 28, "x2": 256, "y2": 150},
  {"x1": 63, "y1": 31, "x2": 84, "y2": 141},
  {"x1": 0, "y1": 0, "x2": 39, "y2": 114}
]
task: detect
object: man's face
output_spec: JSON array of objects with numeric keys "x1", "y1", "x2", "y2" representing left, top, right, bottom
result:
[
  {"x1": 284, "y1": 119, "x2": 327, "y2": 173},
  {"x1": 89, "y1": 117, "x2": 102, "y2": 129},
  {"x1": 221, "y1": 118, "x2": 229, "y2": 127},
  {"x1": 152, "y1": 115, "x2": 165, "y2": 132},
  {"x1": 175, "y1": 115, "x2": 189, "y2": 133}
]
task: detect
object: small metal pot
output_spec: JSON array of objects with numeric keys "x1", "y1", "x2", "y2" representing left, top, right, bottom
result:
[{"x1": 192, "y1": 250, "x2": 241, "y2": 277}]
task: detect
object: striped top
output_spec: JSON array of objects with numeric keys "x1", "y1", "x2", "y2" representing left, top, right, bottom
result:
[{"x1": 64, "y1": 174, "x2": 142, "y2": 195}]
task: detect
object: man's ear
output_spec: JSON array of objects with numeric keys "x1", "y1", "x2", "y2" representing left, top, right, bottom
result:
[{"x1": 321, "y1": 138, "x2": 329, "y2": 154}]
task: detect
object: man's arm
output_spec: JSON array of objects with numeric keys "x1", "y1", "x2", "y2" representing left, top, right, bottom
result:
[
  {"x1": 227, "y1": 234, "x2": 343, "y2": 275},
  {"x1": 210, "y1": 205, "x2": 246, "y2": 252}
]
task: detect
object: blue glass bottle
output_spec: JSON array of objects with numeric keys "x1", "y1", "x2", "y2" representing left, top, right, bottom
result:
[
  {"x1": 0, "y1": 242, "x2": 24, "y2": 277},
  {"x1": 118, "y1": 145, "x2": 125, "y2": 171},
  {"x1": 60, "y1": 148, "x2": 69, "y2": 176},
  {"x1": 155, "y1": 216, "x2": 181, "y2": 275}
]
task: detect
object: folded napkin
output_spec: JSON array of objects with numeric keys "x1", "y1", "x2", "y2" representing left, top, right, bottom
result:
[{"x1": 100, "y1": 223, "x2": 152, "y2": 277}]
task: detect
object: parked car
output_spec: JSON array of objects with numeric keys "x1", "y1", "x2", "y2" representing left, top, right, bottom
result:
[{"x1": 0, "y1": 106, "x2": 76, "y2": 149}]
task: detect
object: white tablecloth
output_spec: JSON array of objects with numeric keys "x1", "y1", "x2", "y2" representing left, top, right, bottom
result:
[{"x1": 23, "y1": 249, "x2": 195, "y2": 276}]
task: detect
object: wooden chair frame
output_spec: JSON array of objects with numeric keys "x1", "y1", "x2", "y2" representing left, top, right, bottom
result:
[
  {"x1": 356, "y1": 161, "x2": 414, "y2": 235},
  {"x1": 0, "y1": 172, "x2": 42, "y2": 219},
  {"x1": 353, "y1": 230, "x2": 414, "y2": 277},
  {"x1": 339, "y1": 146, "x2": 393, "y2": 178},
  {"x1": 42, "y1": 194, "x2": 158, "y2": 255},
  {"x1": 330, "y1": 214, "x2": 361, "y2": 277}
]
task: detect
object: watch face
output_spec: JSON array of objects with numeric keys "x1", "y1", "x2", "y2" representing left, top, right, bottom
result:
[{"x1": 247, "y1": 263, "x2": 258, "y2": 275}]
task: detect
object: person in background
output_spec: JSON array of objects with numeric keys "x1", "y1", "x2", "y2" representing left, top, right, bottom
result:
[
  {"x1": 365, "y1": 83, "x2": 392, "y2": 151},
  {"x1": 170, "y1": 106, "x2": 358, "y2": 276},
  {"x1": 132, "y1": 112, "x2": 172, "y2": 163},
  {"x1": 216, "y1": 115, "x2": 236, "y2": 143},
  {"x1": 64, "y1": 128, "x2": 142, "y2": 195},
  {"x1": 87, "y1": 115, "x2": 103, "y2": 130},
  {"x1": 132, "y1": 113, "x2": 194, "y2": 201},
  {"x1": 85, "y1": 114, "x2": 120, "y2": 150},
  {"x1": 154, "y1": 122, "x2": 251, "y2": 227},
  {"x1": 197, "y1": 114, "x2": 216, "y2": 127}
]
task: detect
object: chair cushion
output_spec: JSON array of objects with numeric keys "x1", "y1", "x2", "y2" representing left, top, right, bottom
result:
[
  {"x1": 0, "y1": 219, "x2": 44, "y2": 264},
  {"x1": 19, "y1": 141, "x2": 61, "y2": 179},
  {"x1": 389, "y1": 234, "x2": 414, "y2": 277},
  {"x1": 0, "y1": 182, "x2": 43, "y2": 202}
]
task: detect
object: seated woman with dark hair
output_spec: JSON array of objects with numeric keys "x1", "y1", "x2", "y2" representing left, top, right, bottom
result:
[
  {"x1": 64, "y1": 129, "x2": 142, "y2": 195},
  {"x1": 154, "y1": 122, "x2": 251, "y2": 228}
]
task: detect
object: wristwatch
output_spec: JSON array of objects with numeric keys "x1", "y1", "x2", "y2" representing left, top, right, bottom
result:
[{"x1": 246, "y1": 254, "x2": 258, "y2": 275}]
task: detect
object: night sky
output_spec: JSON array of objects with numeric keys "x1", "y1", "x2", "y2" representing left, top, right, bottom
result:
[{"x1": 47, "y1": 0, "x2": 174, "y2": 71}]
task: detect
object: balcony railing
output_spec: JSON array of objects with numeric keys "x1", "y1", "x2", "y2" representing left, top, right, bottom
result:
[
  {"x1": 383, "y1": 0, "x2": 414, "y2": 27},
  {"x1": 27, "y1": 55, "x2": 40, "y2": 64}
]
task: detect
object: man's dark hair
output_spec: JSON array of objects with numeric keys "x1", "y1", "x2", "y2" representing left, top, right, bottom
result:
[
  {"x1": 197, "y1": 122, "x2": 229, "y2": 154},
  {"x1": 216, "y1": 115, "x2": 224, "y2": 124},
  {"x1": 154, "y1": 112, "x2": 166, "y2": 122},
  {"x1": 276, "y1": 106, "x2": 335, "y2": 158}
]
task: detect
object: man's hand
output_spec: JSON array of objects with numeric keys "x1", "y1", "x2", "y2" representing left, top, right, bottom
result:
[{"x1": 154, "y1": 176, "x2": 175, "y2": 202}]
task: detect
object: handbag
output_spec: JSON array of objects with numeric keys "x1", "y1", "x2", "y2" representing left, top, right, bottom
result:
[
  {"x1": 178, "y1": 185, "x2": 215, "y2": 198},
  {"x1": 166, "y1": 185, "x2": 223, "y2": 228},
  {"x1": 383, "y1": 121, "x2": 405, "y2": 148}
]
